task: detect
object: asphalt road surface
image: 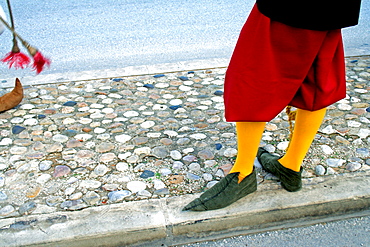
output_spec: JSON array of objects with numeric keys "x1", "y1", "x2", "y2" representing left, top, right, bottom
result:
[
  {"x1": 177, "y1": 215, "x2": 370, "y2": 247},
  {"x1": 0, "y1": 0, "x2": 369, "y2": 79}
]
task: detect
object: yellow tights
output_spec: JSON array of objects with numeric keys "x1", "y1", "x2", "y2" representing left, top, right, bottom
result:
[
  {"x1": 229, "y1": 122, "x2": 266, "y2": 183},
  {"x1": 229, "y1": 108, "x2": 326, "y2": 182},
  {"x1": 279, "y1": 108, "x2": 326, "y2": 171}
]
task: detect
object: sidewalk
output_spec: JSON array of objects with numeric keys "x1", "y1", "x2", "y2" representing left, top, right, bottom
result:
[{"x1": 0, "y1": 56, "x2": 369, "y2": 246}]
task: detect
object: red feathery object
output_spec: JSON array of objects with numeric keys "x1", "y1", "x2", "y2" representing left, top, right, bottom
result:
[
  {"x1": 1, "y1": 51, "x2": 31, "y2": 69},
  {"x1": 1, "y1": 43, "x2": 31, "y2": 69},
  {"x1": 31, "y1": 51, "x2": 51, "y2": 74},
  {"x1": 0, "y1": 1, "x2": 51, "y2": 74},
  {"x1": 1, "y1": 1, "x2": 31, "y2": 69}
]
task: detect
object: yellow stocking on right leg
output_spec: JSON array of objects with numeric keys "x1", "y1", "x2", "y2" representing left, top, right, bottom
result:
[
  {"x1": 279, "y1": 108, "x2": 326, "y2": 172},
  {"x1": 230, "y1": 122, "x2": 266, "y2": 183}
]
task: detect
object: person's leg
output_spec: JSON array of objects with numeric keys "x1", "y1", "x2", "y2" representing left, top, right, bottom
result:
[
  {"x1": 278, "y1": 108, "x2": 326, "y2": 171},
  {"x1": 230, "y1": 122, "x2": 266, "y2": 182},
  {"x1": 257, "y1": 107, "x2": 326, "y2": 192}
]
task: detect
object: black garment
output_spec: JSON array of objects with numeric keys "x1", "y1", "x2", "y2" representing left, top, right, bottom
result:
[{"x1": 256, "y1": 0, "x2": 362, "y2": 31}]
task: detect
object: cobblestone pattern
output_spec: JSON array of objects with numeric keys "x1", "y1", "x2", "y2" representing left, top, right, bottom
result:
[{"x1": 0, "y1": 56, "x2": 369, "y2": 218}]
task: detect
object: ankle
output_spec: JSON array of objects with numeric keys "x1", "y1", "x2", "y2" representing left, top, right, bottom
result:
[
  {"x1": 232, "y1": 170, "x2": 253, "y2": 183},
  {"x1": 278, "y1": 158, "x2": 301, "y2": 172}
]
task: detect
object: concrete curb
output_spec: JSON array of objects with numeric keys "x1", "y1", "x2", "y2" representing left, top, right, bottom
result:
[
  {"x1": 1, "y1": 55, "x2": 367, "y2": 89},
  {"x1": 1, "y1": 170, "x2": 369, "y2": 247},
  {"x1": 0, "y1": 58, "x2": 229, "y2": 89}
]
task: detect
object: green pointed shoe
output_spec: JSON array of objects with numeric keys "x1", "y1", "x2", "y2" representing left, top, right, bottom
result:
[
  {"x1": 182, "y1": 169, "x2": 257, "y2": 211},
  {"x1": 257, "y1": 148, "x2": 302, "y2": 192}
]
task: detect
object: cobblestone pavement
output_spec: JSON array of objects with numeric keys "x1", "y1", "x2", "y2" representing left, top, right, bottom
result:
[{"x1": 0, "y1": 56, "x2": 369, "y2": 218}]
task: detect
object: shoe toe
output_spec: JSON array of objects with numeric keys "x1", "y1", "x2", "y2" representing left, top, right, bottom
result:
[{"x1": 182, "y1": 198, "x2": 208, "y2": 211}]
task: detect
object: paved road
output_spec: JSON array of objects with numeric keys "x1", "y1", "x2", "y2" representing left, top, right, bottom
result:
[
  {"x1": 0, "y1": 0, "x2": 369, "y2": 79},
  {"x1": 177, "y1": 215, "x2": 370, "y2": 247}
]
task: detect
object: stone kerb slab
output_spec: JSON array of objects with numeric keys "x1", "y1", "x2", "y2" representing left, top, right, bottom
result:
[
  {"x1": 1, "y1": 170, "x2": 369, "y2": 247},
  {"x1": 0, "y1": 201, "x2": 168, "y2": 247},
  {"x1": 0, "y1": 58, "x2": 229, "y2": 89}
]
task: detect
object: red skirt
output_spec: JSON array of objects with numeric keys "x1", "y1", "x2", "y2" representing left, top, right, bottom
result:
[{"x1": 224, "y1": 5, "x2": 346, "y2": 122}]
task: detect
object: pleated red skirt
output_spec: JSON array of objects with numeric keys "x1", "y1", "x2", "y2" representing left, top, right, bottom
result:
[{"x1": 224, "y1": 5, "x2": 346, "y2": 122}]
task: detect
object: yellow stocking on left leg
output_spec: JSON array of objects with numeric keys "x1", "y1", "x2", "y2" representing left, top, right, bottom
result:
[{"x1": 230, "y1": 122, "x2": 266, "y2": 183}]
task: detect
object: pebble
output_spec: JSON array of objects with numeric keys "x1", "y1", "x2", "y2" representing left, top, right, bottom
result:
[
  {"x1": 187, "y1": 172, "x2": 201, "y2": 180},
  {"x1": 12, "y1": 125, "x2": 26, "y2": 134},
  {"x1": 45, "y1": 196, "x2": 63, "y2": 207},
  {"x1": 79, "y1": 180, "x2": 101, "y2": 189},
  {"x1": 336, "y1": 136, "x2": 350, "y2": 145},
  {"x1": 321, "y1": 145, "x2": 334, "y2": 155},
  {"x1": 140, "y1": 170, "x2": 155, "y2": 179},
  {"x1": 277, "y1": 141, "x2": 289, "y2": 150},
  {"x1": 126, "y1": 155, "x2": 139, "y2": 163},
  {"x1": 127, "y1": 181, "x2": 146, "y2": 193},
  {"x1": 96, "y1": 142, "x2": 115, "y2": 153},
  {"x1": 169, "y1": 175, "x2": 184, "y2": 184},
  {"x1": 170, "y1": 150, "x2": 182, "y2": 160},
  {"x1": 152, "y1": 146, "x2": 169, "y2": 158},
  {"x1": 134, "y1": 147, "x2": 151, "y2": 156},
  {"x1": 53, "y1": 165, "x2": 71, "y2": 178},
  {"x1": 214, "y1": 90, "x2": 224, "y2": 96},
  {"x1": 137, "y1": 190, "x2": 152, "y2": 198},
  {"x1": 92, "y1": 164, "x2": 109, "y2": 177},
  {"x1": 36, "y1": 174, "x2": 52, "y2": 184},
  {"x1": 188, "y1": 162, "x2": 200, "y2": 171},
  {"x1": 179, "y1": 76, "x2": 189, "y2": 81},
  {"x1": 0, "y1": 191, "x2": 7, "y2": 200},
  {"x1": 321, "y1": 125, "x2": 336, "y2": 134},
  {"x1": 153, "y1": 179, "x2": 166, "y2": 190},
  {"x1": 189, "y1": 133, "x2": 207, "y2": 140},
  {"x1": 202, "y1": 173, "x2": 213, "y2": 181},
  {"x1": 115, "y1": 134, "x2": 132, "y2": 143},
  {"x1": 0, "y1": 205, "x2": 16, "y2": 217},
  {"x1": 160, "y1": 168, "x2": 172, "y2": 176},
  {"x1": 116, "y1": 162, "x2": 129, "y2": 172},
  {"x1": 356, "y1": 148, "x2": 369, "y2": 157},
  {"x1": 52, "y1": 134, "x2": 69, "y2": 143},
  {"x1": 154, "y1": 188, "x2": 169, "y2": 196},
  {"x1": 108, "y1": 190, "x2": 132, "y2": 202},
  {"x1": 172, "y1": 161, "x2": 184, "y2": 170},
  {"x1": 19, "y1": 201, "x2": 37, "y2": 215},
  {"x1": 326, "y1": 167, "x2": 336, "y2": 175},
  {"x1": 346, "y1": 162, "x2": 362, "y2": 171},
  {"x1": 315, "y1": 165, "x2": 326, "y2": 175},
  {"x1": 39, "y1": 161, "x2": 53, "y2": 171},
  {"x1": 100, "y1": 153, "x2": 116, "y2": 163},
  {"x1": 23, "y1": 119, "x2": 38, "y2": 126},
  {"x1": 224, "y1": 148, "x2": 237, "y2": 157},
  {"x1": 338, "y1": 103, "x2": 352, "y2": 111},
  {"x1": 182, "y1": 155, "x2": 197, "y2": 164},
  {"x1": 0, "y1": 138, "x2": 14, "y2": 146},
  {"x1": 102, "y1": 184, "x2": 119, "y2": 192},
  {"x1": 144, "y1": 84, "x2": 154, "y2": 89},
  {"x1": 63, "y1": 101, "x2": 77, "y2": 106},
  {"x1": 198, "y1": 149, "x2": 214, "y2": 160},
  {"x1": 326, "y1": 159, "x2": 346, "y2": 167},
  {"x1": 83, "y1": 191, "x2": 100, "y2": 205},
  {"x1": 60, "y1": 200, "x2": 87, "y2": 210},
  {"x1": 357, "y1": 129, "x2": 370, "y2": 138}
]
